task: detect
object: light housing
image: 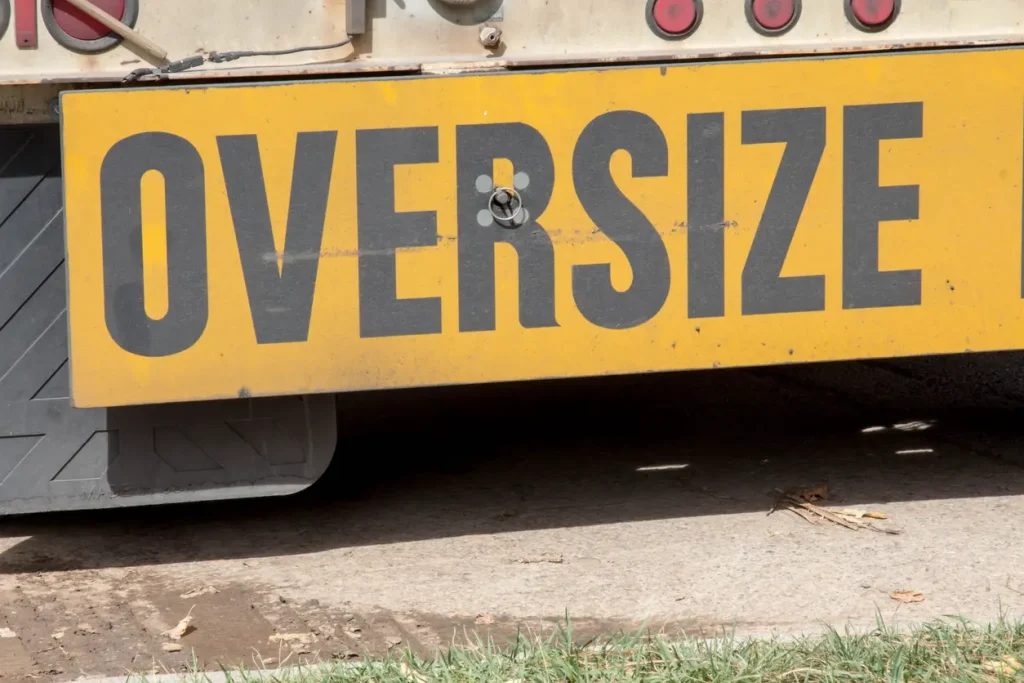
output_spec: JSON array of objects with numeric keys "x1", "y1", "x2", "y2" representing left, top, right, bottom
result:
[{"x1": 42, "y1": 0, "x2": 139, "y2": 53}]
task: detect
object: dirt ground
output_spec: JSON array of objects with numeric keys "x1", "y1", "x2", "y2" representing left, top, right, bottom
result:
[{"x1": 2, "y1": 355, "x2": 1024, "y2": 681}]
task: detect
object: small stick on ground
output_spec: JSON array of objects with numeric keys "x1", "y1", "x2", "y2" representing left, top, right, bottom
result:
[
  {"x1": 772, "y1": 489, "x2": 899, "y2": 534},
  {"x1": 786, "y1": 505, "x2": 821, "y2": 526},
  {"x1": 786, "y1": 496, "x2": 862, "y2": 530}
]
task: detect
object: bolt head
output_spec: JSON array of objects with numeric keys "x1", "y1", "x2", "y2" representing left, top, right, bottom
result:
[{"x1": 479, "y1": 26, "x2": 502, "y2": 48}]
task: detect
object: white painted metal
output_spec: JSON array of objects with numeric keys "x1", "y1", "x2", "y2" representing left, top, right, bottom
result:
[
  {"x1": 0, "y1": 0, "x2": 1021, "y2": 88},
  {"x1": 0, "y1": 0, "x2": 351, "y2": 84}
]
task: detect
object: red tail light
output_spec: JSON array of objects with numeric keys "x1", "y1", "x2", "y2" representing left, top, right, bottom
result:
[
  {"x1": 646, "y1": 0, "x2": 702, "y2": 40},
  {"x1": 748, "y1": 0, "x2": 800, "y2": 34},
  {"x1": 51, "y1": 0, "x2": 125, "y2": 40},
  {"x1": 42, "y1": 0, "x2": 139, "y2": 53},
  {"x1": 847, "y1": 0, "x2": 899, "y2": 31}
]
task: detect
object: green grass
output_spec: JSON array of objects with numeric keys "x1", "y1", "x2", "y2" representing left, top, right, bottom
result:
[{"x1": 158, "y1": 614, "x2": 1024, "y2": 683}]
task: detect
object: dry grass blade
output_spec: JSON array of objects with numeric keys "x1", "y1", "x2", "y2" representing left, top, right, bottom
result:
[
  {"x1": 399, "y1": 662, "x2": 428, "y2": 682},
  {"x1": 787, "y1": 505, "x2": 822, "y2": 526},
  {"x1": 838, "y1": 508, "x2": 888, "y2": 520},
  {"x1": 786, "y1": 496, "x2": 861, "y2": 530}
]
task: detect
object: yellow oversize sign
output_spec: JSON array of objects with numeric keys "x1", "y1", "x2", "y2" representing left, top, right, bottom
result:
[{"x1": 62, "y1": 49, "x2": 1024, "y2": 408}]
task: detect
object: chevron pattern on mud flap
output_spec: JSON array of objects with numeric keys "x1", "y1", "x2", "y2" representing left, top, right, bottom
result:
[{"x1": 0, "y1": 125, "x2": 336, "y2": 515}]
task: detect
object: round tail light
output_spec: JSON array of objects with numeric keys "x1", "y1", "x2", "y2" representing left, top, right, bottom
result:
[
  {"x1": 53, "y1": 0, "x2": 124, "y2": 40},
  {"x1": 847, "y1": 0, "x2": 899, "y2": 32},
  {"x1": 646, "y1": 0, "x2": 702, "y2": 40},
  {"x1": 747, "y1": 0, "x2": 800, "y2": 35},
  {"x1": 42, "y1": 0, "x2": 139, "y2": 53}
]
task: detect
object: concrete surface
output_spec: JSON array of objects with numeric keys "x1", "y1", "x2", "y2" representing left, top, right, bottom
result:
[{"x1": 1, "y1": 353, "x2": 1024, "y2": 680}]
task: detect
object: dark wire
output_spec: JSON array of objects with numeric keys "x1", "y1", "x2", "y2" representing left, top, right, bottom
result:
[{"x1": 122, "y1": 38, "x2": 353, "y2": 83}]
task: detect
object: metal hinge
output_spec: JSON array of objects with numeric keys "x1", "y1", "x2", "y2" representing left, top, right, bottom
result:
[{"x1": 347, "y1": 0, "x2": 366, "y2": 35}]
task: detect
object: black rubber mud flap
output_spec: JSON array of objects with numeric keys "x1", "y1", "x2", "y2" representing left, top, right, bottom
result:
[{"x1": 0, "y1": 125, "x2": 337, "y2": 516}]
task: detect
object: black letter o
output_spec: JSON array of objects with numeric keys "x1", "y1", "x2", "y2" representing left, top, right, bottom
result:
[{"x1": 100, "y1": 132, "x2": 208, "y2": 357}]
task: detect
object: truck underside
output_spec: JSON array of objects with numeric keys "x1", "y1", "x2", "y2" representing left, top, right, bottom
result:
[{"x1": 3, "y1": 0, "x2": 1024, "y2": 514}]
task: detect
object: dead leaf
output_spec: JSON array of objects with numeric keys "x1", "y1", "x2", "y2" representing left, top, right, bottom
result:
[
  {"x1": 163, "y1": 609, "x2": 195, "y2": 640},
  {"x1": 795, "y1": 483, "x2": 829, "y2": 502},
  {"x1": 475, "y1": 614, "x2": 496, "y2": 625},
  {"x1": 889, "y1": 590, "x2": 925, "y2": 603},
  {"x1": 179, "y1": 586, "x2": 219, "y2": 599},
  {"x1": 983, "y1": 656, "x2": 1021, "y2": 676},
  {"x1": 0, "y1": 627, "x2": 16, "y2": 638},
  {"x1": 161, "y1": 643, "x2": 183, "y2": 653},
  {"x1": 269, "y1": 633, "x2": 314, "y2": 643}
]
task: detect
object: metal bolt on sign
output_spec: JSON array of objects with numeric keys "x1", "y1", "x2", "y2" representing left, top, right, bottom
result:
[
  {"x1": 488, "y1": 186, "x2": 525, "y2": 228},
  {"x1": 479, "y1": 25, "x2": 502, "y2": 48}
]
